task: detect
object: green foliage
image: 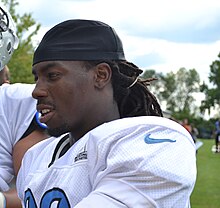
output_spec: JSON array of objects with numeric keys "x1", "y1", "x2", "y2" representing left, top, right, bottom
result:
[
  {"x1": 142, "y1": 64, "x2": 220, "y2": 140},
  {"x1": 191, "y1": 139, "x2": 220, "y2": 208},
  {"x1": 200, "y1": 53, "x2": 220, "y2": 115},
  {"x1": 165, "y1": 68, "x2": 200, "y2": 113},
  {"x1": 1, "y1": 0, "x2": 41, "y2": 83},
  {"x1": 141, "y1": 69, "x2": 164, "y2": 102},
  {"x1": 142, "y1": 67, "x2": 201, "y2": 118}
]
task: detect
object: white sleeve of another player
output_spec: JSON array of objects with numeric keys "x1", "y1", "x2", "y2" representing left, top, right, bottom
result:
[
  {"x1": 5, "y1": 83, "x2": 36, "y2": 144},
  {"x1": 0, "y1": 84, "x2": 36, "y2": 191}
]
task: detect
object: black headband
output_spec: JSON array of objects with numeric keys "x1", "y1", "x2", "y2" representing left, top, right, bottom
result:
[{"x1": 33, "y1": 19, "x2": 126, "y2": 65}]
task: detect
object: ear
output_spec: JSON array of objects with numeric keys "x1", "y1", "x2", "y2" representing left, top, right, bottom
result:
[{"x1": 94, "y1": 63, "x2": 112, "y2": 89}]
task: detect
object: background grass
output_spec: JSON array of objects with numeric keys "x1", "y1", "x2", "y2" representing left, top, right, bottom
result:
[{"x1": 191, "y1": 139, "x2": 220, "y2": 208}]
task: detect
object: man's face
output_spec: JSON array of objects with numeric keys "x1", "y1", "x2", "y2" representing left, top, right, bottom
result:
[{"x1": 32, "y1": 61, "x2": 97, "y2": 138}]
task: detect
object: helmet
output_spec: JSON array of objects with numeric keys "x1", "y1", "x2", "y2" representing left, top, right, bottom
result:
[{"x1": 0, "y1": 5, "x2": 19, "y2": 71}]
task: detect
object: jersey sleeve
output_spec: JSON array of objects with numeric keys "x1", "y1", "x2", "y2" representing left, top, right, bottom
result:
[
  {"x1": 4, "y1": 83, "x2": 37, "y2": 144},
  {"x1": 82, "y1": 118, "x2": 196, "y2": 207},
  {"x1": 0, "y1": 83, "x2": 36, "y2": 191}
]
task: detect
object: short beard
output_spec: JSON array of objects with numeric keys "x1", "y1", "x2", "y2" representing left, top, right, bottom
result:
[{"x1": 46, "y1": 123, "x2": 71, "y2": 137}]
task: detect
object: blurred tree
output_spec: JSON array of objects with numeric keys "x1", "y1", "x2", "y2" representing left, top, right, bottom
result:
[
  {"x1": 142, "y1": 67, "x2": 201, "y2": 119},
  {"x1": 141, "y1": 69, "x2": 164, "y2": 102},
  {"x1": 200, "y1": 52, "x2": 220, "y2": 115},
  {"x1": 143, "y1": 67, "x2": 215, "y2": 138},
  {"x1": 165, "y1": 68, "x2": 200, "y2": 117},
  {"x1": 1, "y1": 0, "x2": 40, "y2": 83}
]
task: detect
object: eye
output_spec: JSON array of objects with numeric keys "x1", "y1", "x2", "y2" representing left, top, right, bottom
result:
[{"x1": 47, "y1": 72, "x2": 61, "y2": 80}]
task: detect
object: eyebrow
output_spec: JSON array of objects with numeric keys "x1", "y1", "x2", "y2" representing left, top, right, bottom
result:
[{"x1": 32, "y1": 62, "x2": 62, "y2": 75}]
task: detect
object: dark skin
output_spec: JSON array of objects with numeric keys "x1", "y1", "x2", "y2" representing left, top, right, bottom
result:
[
  {"x1": 0, "y1": 66, "x2": 10, "y2": 85},
  {"x1": 32, "y1": 61, "x2": 120, "y2": 141},
  {"x1": 2, "y1": 129, "x2": 48, "y2": 208}
]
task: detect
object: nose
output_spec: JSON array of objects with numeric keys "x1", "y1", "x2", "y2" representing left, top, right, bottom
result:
[{"x1": 32, "y1": 83, "x2": 48, "y2": 99}]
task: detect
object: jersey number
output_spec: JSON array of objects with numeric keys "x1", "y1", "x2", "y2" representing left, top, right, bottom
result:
[{"x1": 24, "y1": 188, "x2": 70, "y2": 208}]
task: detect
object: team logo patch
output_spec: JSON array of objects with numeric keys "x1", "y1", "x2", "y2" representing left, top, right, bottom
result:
[{"x1": 74, "y1": 151, "x2": 87, "y2": 162}]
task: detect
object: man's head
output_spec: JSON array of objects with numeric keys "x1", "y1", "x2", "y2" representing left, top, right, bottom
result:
[
  {"x1": 0, "y1": 65, "x2": 10, "y2": 85},
  {"x1": 0, "y1": 5, "x2": 19, "y2": 71},
  {"x1": 32, "y1": 19, "x2": 162, "y2": 139}
]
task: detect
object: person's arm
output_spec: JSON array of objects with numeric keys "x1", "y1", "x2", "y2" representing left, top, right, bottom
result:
[
  {"x1": 1, "y1": 188, "x2": 20, "y2": 208},
  {"x1": 13, "y1": 128, "x2": 48, "y2": 176},
  {"x1": 0, "y1": 129, "x2": 48, "y2": 208}
]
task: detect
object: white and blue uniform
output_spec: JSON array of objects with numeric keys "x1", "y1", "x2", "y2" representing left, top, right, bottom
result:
[
  {"x1": 17, "y1": 116, "x2": 197, "y2": 208},
  {"x1": 0, "y1": 83, "x2": 37, "y2": 191}
]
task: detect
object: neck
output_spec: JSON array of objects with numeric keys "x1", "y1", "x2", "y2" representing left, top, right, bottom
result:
[
  {"x1": 69, "y1": 133, "x2": 76, "y2": 146},
  {"x1": 69, "y1": 103, "x2": 120, "y2": 145}
]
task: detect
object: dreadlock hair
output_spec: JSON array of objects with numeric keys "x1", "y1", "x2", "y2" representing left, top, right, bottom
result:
[{"x1": 84, "y1": 60, "x2": 163, "y2": 118}]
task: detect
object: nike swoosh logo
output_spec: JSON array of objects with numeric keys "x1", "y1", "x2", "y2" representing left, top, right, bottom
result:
[{"x1": 144, "y1": 134, "x2": 176, "y2": 144}]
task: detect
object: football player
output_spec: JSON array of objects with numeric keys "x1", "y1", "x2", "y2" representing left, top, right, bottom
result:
[{"x1": 17, "y1": 19, "x2": 197, "y2": 208}]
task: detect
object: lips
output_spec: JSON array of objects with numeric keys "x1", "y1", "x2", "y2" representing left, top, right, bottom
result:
[
  {"x1": 39, "y1": 111, "x2": 54, "y2": 124},
  {"x1": 37, "y1": 104, "x2": 54, "y2": 124}
]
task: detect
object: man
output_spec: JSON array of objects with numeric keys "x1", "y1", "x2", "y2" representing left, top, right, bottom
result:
[
  {"x1": 17, "y1": 19, "x2": 197, "y2": 207},
  {"x1": 0, "y1": 5, "x2": 48, "y2": 208},
  {"x1": 215, "y1": 119, "x2": 220, "y2": 152}
]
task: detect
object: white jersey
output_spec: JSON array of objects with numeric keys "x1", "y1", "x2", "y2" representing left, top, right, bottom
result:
[
  {"x1": 17, "y1": 116, "x2": 197, "y2": 208},
  {"x1": 0, "y1": 83, "x2": 37, "y2": 191}
]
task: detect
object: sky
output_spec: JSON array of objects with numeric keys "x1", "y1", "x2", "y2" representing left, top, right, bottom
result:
[{"x1": 16, "y1": 0, "x2": 220, "y2": 85}]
